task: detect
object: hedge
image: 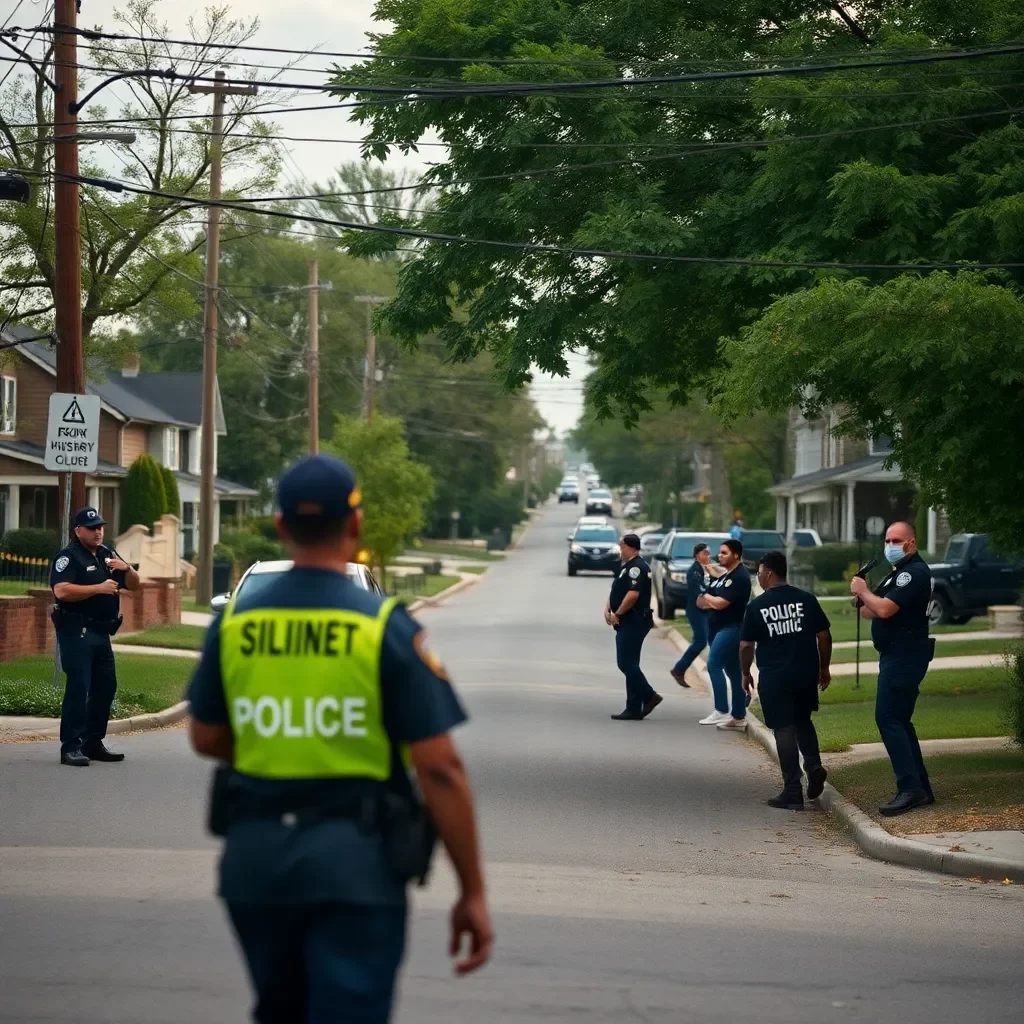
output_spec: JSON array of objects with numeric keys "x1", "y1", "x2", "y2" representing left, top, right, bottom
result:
[
  {"x1": 0, "y1": 528, "x2": 62, "y2": 559},
  {"x1": 160, "y1": 464, "x2": 181, "y2": 518},
  {"x1": 120, "y1": 454, "x2": 167, "y2": 534},
  {"x1": 1006, "y1": 640, "x2": 1024, "y2": 750},
  {"x1": 796, "y1": 543, "x2": 866, "y2": 582}
]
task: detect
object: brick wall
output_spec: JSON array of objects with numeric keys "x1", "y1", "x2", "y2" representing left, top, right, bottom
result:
[{"x1": 0, "y1": 578, "x2": 182, "y2": 662}]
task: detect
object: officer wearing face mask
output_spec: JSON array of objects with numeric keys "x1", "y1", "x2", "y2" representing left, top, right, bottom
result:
[{"x1": 850, "y1": 521, "x2": 935, "y2": 817}]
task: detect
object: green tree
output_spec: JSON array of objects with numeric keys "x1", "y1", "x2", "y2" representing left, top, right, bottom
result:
[
  {"x1": 0, "y1": 1, "x2": 281, "y2": 338},
  {"x1": 717, "y1": 273, "x2": 1024, "y2": 551},
  {"x1": 119, "y1": 454, "x2": 167, "y2": 533},
  {"x1": 325, "y1": 415, "x2": 435, "y2": 575},
  {"x1": 159, "y1": 465, "x2": 181, "y2": 518}
]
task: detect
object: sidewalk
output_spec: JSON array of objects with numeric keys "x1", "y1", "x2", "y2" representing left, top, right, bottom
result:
[
  {"x1": 832, "y1": 630, "x2": 1017, "y2": 649},
  {"x1": 829, "y1": 653, "x2": 1004, "y2": 675}
]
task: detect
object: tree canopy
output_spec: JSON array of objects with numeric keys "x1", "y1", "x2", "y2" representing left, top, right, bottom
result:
[{"x1": 334, "y1": 0, "x2": 1024, "y2": 541}]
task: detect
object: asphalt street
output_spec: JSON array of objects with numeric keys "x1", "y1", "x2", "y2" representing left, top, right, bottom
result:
[{"x1": 1, "y1": 501, "x2": 1022, "y2": 1023}]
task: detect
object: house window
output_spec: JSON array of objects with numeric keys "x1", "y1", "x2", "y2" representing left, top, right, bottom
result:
[
  {"x1": 795, "y1": 424, "x2": 824, "y2": 476},
  {"x1": 179, "y1": 429, "x2": 191, "y2": 472},
  {"x1": 870, "y1": 433, "x2": 894, "y2": 456},
  {"x1": 165, "y1": 427, "x2": 179, "y2": 469},
  {"x1": 1, "y1": 376, "x2": 15, "y2": 434}
]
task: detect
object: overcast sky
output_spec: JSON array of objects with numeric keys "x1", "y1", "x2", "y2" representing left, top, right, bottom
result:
[{"x1": 63, "y1": 0, "x2": 587, "y2": 434}]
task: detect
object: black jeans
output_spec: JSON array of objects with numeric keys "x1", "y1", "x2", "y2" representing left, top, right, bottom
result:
[
  {"x1": 615, "y1": 623, "x2": 656, "y2": 713},
  {"x1": 57, "y1": 628, "x2": 118, "y2": 754},
  {"x1": 875, "y1": 650, "x2": 932, "y2": 793},
  {"x1": 774, "y1": 717, "x2": 822, "y2": 798},
  {"x1": 227, "y1": 902, "x2": 407, "y2": 1023}
]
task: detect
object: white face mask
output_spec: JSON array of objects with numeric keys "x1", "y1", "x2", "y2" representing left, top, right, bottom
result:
[{"x1": 884, "y1": 542, "x2": 907, "y2": 565}]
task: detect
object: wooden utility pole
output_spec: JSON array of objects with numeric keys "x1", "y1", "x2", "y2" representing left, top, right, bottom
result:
[
  {"x1": 307, "y1": 260, "x2": 319, "y2": 453},
  {"x1": 355, "y1": 296, "x2": 388, "y2": 422},
  {"x1": 190, "y1": 70, "x2": 257, "y2": 604},
  {"x1": 53, "y1": 0, "x2": 86, "y2": 526}
]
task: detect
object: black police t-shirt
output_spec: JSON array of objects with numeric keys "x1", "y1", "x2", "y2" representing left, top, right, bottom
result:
[
  {"x1": 706, "y1": 564, "x2": 751, "y2": 635},
  {"x1": 871, "y1": 552, "x2": 932, "y2": 651},
  {"x1": 686, "y1": 561, "x2": 710, "y2": 612},
  {"x1": 49, "y1": 539, "x2": 124, "y2": 621},
  {"x1": 609, "y1": 555, "x2": 652, "y2": 626},
  {"x1": 741, "y1": 584, "x2": 830, "y2": 685}
]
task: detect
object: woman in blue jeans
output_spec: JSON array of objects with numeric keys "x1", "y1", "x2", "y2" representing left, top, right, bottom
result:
[
  {"x1": 670, "y1": 543, "x2": 715, "y2": 687},
  {"x1": 695, "y1": 539, "x2": 752, "y2": 730}
]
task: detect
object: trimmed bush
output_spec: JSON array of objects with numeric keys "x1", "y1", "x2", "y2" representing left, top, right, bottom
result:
[
  {"x1": 218, "y1": 526, "x2": 285, "y2": 573},
  {"x1": 1005, "y1": 639, "x2": 1024, "y2": 750},
  {"x1": 120, "y1": 454, "x2": 167, "y2": 534},
  {"x1": 0, "y1": 528, "x2": 61, "y2": 559},
  {"x1": 798, "y1": 543, "x2": 865, "y2": 581},
  {"x1": 160, "y1": 464, "x2": 181, "y2": 517}
]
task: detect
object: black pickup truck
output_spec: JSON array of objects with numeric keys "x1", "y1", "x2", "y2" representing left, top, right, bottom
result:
[{"x1": 928, "y1": 534, "x2": 1024, "y2": 626}]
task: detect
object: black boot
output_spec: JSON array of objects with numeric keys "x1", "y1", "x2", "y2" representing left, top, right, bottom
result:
[
  {"x1": 60, "y1": 749, "x2": 90, "y2": 767},
  {"x1": 81, "y1": 742, "x2": 125, "y2": 763},
  {"x1": 766, "y1": 791, "x2": 804, "y2": 811},
  {"x1": 878, "y1": 789, "x2": 929, "y2": 817},
  {"x1": 806, "y1": 766, "x2": 828, "y2": 801},
  {"x1": 610, "y1": 710, "x2": 644, "y2": 721}
]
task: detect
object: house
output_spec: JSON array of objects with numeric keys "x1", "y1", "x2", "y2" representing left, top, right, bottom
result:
[
  {"x1": 768, "y1": 407, "x2": 945, "y2": 552},
  {"x1": 0, "y1": 326, "x2": 257, "y2": 558}
]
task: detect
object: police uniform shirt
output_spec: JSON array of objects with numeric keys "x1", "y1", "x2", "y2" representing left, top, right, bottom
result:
[
  {"x1": 686, "y1": 561, "x2": 709, "y2": 614},
  {"x1": 187, "y1": 567, "x2": 466, "y2": 907},
  {"x1": 609, "y1": 554, "x2": 652, "y2": 626},
  {"x1": 706, "y1": 564, "x2": 752, "y2": 635},
  {"x1": 49, "y1": 539, "x2": 125, "y2": 622},
  {"x1": 871, "y1": 552, "x2": 932, "y2": 652}
]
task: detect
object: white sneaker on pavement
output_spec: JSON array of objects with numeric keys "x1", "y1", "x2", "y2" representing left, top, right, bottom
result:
[
  {"x1": 716, "y1": 717, "x2": 749, "y2": 731},
  {"x1": 699, "y1": 710, "x2": 731, "y2": 725}
]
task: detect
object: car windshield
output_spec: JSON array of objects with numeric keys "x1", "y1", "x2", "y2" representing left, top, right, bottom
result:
[
  {"x1": 641, "y1": 534, "x2": 664, "y2": 550},
  {"x1": 670, "y1": 535, "x2": 723, "y2": 559},
  {"x1": 589, "y1": 489, "x2": 611, "y2": 498},
  {"x1": 944, "y1": 537, "x2": 967, "y2": 562},
  {"x1": 575, "y1": 528, "x2": 618, "y2": 543}
]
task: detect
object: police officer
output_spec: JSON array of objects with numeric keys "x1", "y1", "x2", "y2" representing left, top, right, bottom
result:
[
  {"x1": 850, "y1": 520, "x2": 935, "y2": 816},
  {"x1": 187, "y1": 455, "x2": 492, "y2": 1023},
  {"x1": 606, "y1": 533, "x2": 662, "y2": 720},
  {"x1": 50, "y1": 506, "x2": 139, "y2": 767},
  {"x1": 740, "y1": 551, "x2": 832, "y2": 810},
  {"x1": 670, "y1": 542, "x2": 714, "y2": 688}
]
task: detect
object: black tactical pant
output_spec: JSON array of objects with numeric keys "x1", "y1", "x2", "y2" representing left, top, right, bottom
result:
[{"x1": 57, "y1": 627, "x2": 117, "y2": 754}]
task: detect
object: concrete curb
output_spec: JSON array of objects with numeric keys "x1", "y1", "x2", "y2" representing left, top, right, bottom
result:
[
  {"x1": 741, "y1": 706, "x2": 1024, "y2": 883},
  {"x1": 9, "y1": 700, "x2": 191, "y2": 741},
  {"x1": 407, "y1": 572, "x2": 481, "y2": 613}
]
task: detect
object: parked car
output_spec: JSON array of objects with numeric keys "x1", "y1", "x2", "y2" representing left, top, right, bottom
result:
[
  {"x1": 558, "y1": 482, "x2": 580, "y2": 503},
  {"x1": 587, "y1": 473, "x2": 600, "y2": 488},
  {"x1": 211, "y1": 559, "x2": 383, "y2": 611},
  {"x1": 928, "y1": 534, "x2": 1024, "y2": 625},
  {"x1": 736, "y1": 529, "x2": 786, "y2": 568},
  {"x1": 793, "y1": 528, "x2": 823, "y2": 548},
  {"x1": 640, "y1": 532, "x2": 665, "y2": 554},
  {"x1": 585, "y1": 487, "x2": 614, "y2": 515},
  {"x1": 650, "y1": 531, "x2": 729, "y2": 619},
  {"x1": 567, "y1": 523, "x2": 620, "y2": 576},
  {"x1": 622, "y1": 500, "x2": 640, "y2": 518}
]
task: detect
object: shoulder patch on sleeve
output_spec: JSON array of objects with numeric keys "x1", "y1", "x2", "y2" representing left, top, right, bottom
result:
[
  {"x1": 413, "y1": 631, "x2": 448, "y2": 681},
  {"x1": 629, "y1": 566, "x2": 641, "y2": 579},
  {"x1": 725, "y1": 578, "x2": 733, "y2": 587},
  {"x1": 54, "y1": 555, "x2": 70, "y2": 572},
  {"x1": 896, "y1": 572, "x2": 912, "y2": 587}
]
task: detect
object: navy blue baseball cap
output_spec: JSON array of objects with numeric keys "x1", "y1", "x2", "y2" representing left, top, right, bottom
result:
[
  {"x1": 74, "y1": 506, "x2": 106, "y2": 528},
  {"x1": 277, "y1": 454, "x2": 360, "y2": 526}
]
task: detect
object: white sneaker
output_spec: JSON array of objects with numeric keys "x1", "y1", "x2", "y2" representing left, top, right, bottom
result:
[
  {"x1": 699, "y1": 709, "x2": 731, "y2": 725},
  {"x1": 716, "y1": 717, "x2": 749, "y2": 731}
]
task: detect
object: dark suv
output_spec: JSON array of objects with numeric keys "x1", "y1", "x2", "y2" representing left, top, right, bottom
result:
[
  {"x1": 929, "y1": 533, "x2": 1024, "y2": 625},
  {"x1": 736, "y1": 529, "x2": 786, "y2": 569},
  {"x1": 568, "y1": 524, "x2": 620, "y2": 576}
]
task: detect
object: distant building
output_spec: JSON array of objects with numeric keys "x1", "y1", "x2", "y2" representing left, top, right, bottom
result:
[
  {"x1": 0, "y1": 327, "x2": 256, "y2": 557},
  {"x1": 768, "y1": 407, "x2": 945, "y2": 552}
]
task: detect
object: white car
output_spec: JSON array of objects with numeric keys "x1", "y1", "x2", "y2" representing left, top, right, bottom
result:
[
  {"x1": 793, "y1": 528, "x2": 824, "y2": 548},
  {"x1": 622, "y1": 501, "x2": 640, "y2": 518},
  {"x1": 211, "y1": 559, "x2": 384, "y2": 611}
]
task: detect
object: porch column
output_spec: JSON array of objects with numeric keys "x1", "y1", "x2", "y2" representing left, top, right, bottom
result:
[
  {"x1": 87, "y1": 485, "x2": 100, "y2": 512},
  {"x1": 844, "y1": 482, "x2": 856, "y2": 543},
  {"x1": 927, "y1": 507, "x2": 938, "y2": 555},
  {"x1": 786, "y1": 495, "x2": 796, "y2": 543},
  {"x1": 775, "y1": 496, "x2": 786, "y2": 532},
  {"x1": 7, "y1": 484, "x2": 19, "y2": 530}
]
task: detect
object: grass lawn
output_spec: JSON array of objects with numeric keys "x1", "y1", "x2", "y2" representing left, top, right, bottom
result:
[
  {"x1": 830, "y1": 751, "x2": 1024, "y2": 834},
  {"x1": 0, "y1": 652, "x2": 192, "y2": 718},
  {"x1": 457, "y1": 565, "x2": 489, "y2": 575},
  {"x1": 117, "y1": 624, "x2": 208, "y2": 650},
  {"x1": 409, "y1": 543, "x2": 505, "y2": 562},
  {"x1": 180, "y1": 592, "x2": 207, "y2": 614},
  {"x1": 830, "y1": 638, "x2": 1011, "y2": 664},
  {"x1": 752, "y1": 666, "x2": 1013, "y2": 751},
  {"x1": 0, "y1": 580, "x2": 44, "y2": 596}
]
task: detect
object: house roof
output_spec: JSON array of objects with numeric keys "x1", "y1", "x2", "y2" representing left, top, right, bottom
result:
[
  {"x1": 174, "y1": 469, "x2": 258, "y2": 499},
  {"x1": 767, "y1": 455, "x2": 903, "y2": 496},
  {"x1": 4, "y1": 327, "x2": 226, "y2": 432}
]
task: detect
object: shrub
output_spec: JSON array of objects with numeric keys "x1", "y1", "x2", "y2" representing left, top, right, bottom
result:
[
  {"x1": 0, "y1": 678, "x2": 148, "y2": 718},
  {"x1": 160, "y1": 465, "x2": 180, "y2": 517},
  {"x1": 798, "y1": 543, "x2": 866, "y2": 581},
  {"x1": 120, "y1": 454, "x2": 167, "y2": 534},
  {"x1": 0, "y1": 528, "x2": 61, "y2": 559},
  {"x1": 219, "y1": 526, "x2": 285, "y2": 572},
  {"x1": 1005, "y1": 639, "x2": 1024, "y2": 750}
]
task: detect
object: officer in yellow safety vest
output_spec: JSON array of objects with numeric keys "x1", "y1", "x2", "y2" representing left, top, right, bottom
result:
[{"x1": 187, "y1": 454, "x2": 492, "y2": 1023}]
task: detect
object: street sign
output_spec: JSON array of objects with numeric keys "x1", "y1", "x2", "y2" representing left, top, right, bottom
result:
[
  {"x1": 865, "y1": 515, "x2": 885, "y2": 537},
  {"x1": 44, "y1": 392, "x2": 101, "y2": 473}
]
